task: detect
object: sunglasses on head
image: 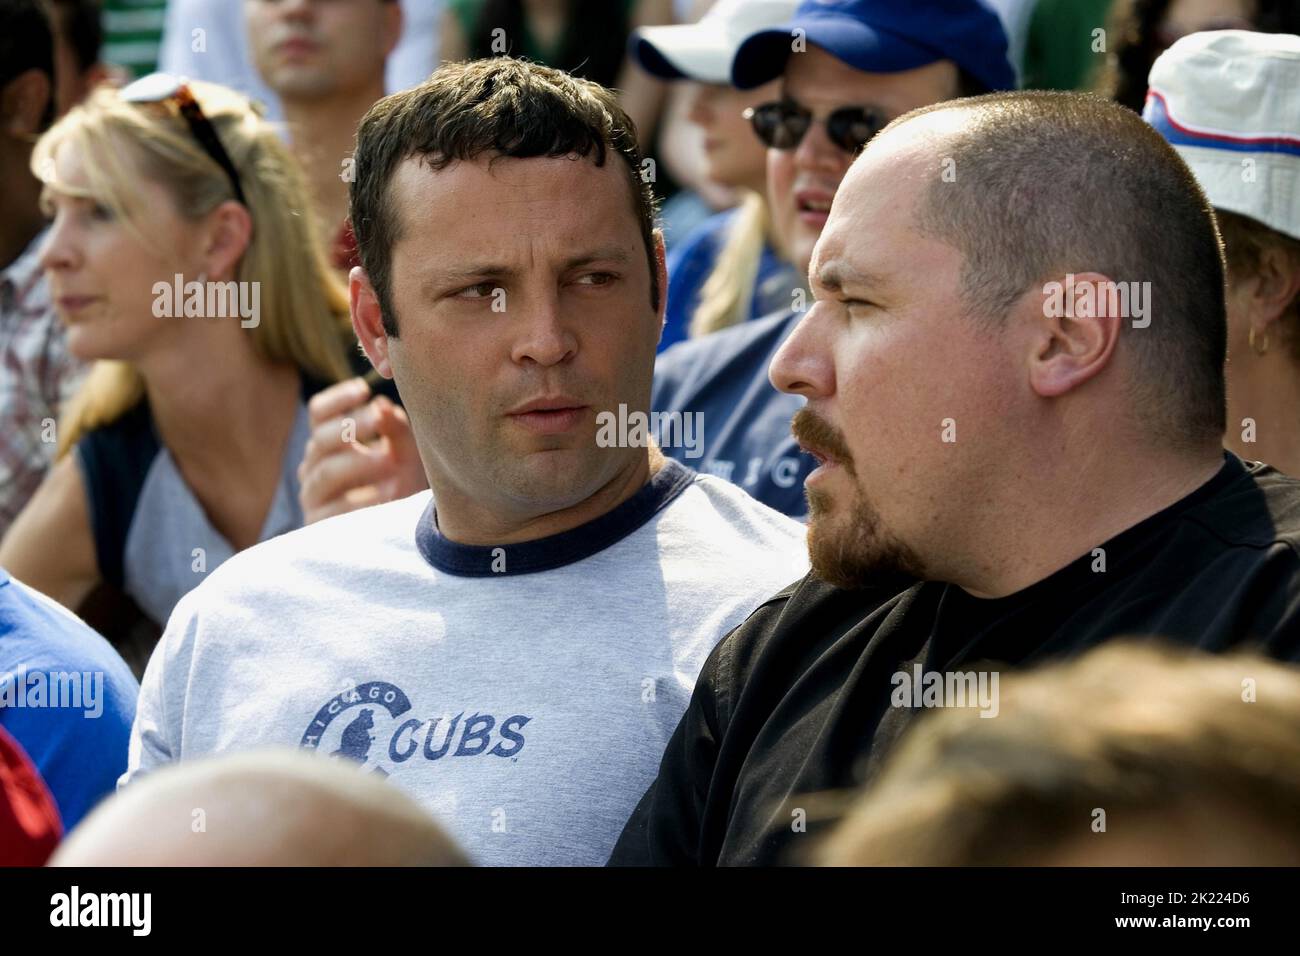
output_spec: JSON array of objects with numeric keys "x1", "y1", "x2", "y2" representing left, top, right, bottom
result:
[
  {"x1": 744, "y1": 100, "x2": 889, "y2": 155},
  {"x1": 120, "y1": 72, "x2": 248, "y2": 207}
]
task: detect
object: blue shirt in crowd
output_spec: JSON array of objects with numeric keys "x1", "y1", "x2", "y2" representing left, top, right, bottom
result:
[
  {"x1": 651, "y1": 309, "x2": 813, "y2": 519},
  {"x1": 0, "y1": 568, "x2": 139, "y2": 831},
  {"x1": 661, "y1": 209, "x2": 801, "y2": 353}
]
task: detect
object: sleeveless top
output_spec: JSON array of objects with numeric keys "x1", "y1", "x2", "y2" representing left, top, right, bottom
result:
[{"x1": 75, "y1": 376, "x2": 325, "y2": 627}]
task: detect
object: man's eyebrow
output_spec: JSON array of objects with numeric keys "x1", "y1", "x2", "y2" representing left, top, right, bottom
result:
[
  {"x1": 815, "y1": 262, "x2": 888, "y2": 294},
  {"x1": 424, "y1": 246, "x2": 634, "y2": 290},
  {"x1": 561, "y1": 245, "x2": 633, "y2": 269}
]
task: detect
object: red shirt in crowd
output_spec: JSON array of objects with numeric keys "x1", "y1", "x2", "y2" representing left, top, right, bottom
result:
[{"x1": 0, "y1": 725, "x2": 62, "y2": 866}]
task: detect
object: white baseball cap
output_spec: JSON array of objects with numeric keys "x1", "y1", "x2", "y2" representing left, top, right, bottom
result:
[
  {"x1": 1144, "y1": 29, "x2": 1300, "y2": 242},
  {"x1": 630, "y1": 0, "x2": 799, "y2": 85}
]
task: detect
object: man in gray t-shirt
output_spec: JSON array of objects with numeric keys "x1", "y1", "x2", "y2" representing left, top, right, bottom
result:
[{"x1": 122, "y1": 58, "x2": 810, "y2": 865}]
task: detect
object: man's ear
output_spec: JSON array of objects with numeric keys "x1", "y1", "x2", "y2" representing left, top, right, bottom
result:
[
  {"x1": 350, "y1": 265, "x2": 395, "y2": 379},
  {"x1": 1, "y1": 69, "x2": 51, "y2": 138},
  {"x1": 652, "y1": 227, "x2": 667, "y2": 326},
  {"x1": 1027, "y1": 271, "x2": 1124, "y2": 398}
]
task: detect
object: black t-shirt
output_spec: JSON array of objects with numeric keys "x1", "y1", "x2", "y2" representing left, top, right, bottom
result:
[{"x1": 608, "y1": 453, "x2": 1300, "y2": 866}]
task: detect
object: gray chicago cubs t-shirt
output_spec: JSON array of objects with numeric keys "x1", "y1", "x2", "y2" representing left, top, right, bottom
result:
[{"x1": 122, "y1": 459, "x2": 809, "y2": 865}]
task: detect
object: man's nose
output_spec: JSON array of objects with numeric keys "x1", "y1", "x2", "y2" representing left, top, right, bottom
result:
[
  {"x1": 511, "y1": 291, "x2": 578, "y2": 368},
  {"x1": 279, "y1": 0, "x2": 314, "y2": 21},
  {"x1": 769, "y1": 301, "x2": 834, "y2": 399}
]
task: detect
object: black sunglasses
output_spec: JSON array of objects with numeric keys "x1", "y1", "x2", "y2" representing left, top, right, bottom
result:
[
  {"x1": 744, "y1": 100, "x2": 889, "y2": 155},
  {"x1": 120, "y1": 72, "x2": 248, "y2": 207}
]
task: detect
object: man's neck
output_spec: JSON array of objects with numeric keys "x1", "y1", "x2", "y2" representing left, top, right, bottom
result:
[
  {"x1": 1226, "y1": 349, "x2": 1300, "y2": 477},
  {"x1": 282, "y1": 85, "x2": 383, "y2": 236},
  {"x1": 949, "y1": 442, "x2": 1225, "y2": 599},
  {"x1": 432, "y1": 446, "x2": 665, "y2": 547}
]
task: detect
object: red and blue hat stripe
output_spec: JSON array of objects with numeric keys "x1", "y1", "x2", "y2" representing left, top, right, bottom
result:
[{"x1": 1146, "y1": 89, "x2": 1300, "y2": 158}]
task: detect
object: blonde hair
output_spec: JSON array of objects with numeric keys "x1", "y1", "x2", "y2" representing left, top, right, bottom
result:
[
  {"x1": 33, "y1": 80, "x2": 354, "y2": 457},
  {"x1": 688, "y1": 191, "x2": 771, "y2": 340}
]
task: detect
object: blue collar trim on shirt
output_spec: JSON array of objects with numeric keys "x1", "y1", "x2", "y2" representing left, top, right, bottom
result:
[{"x1": 414, "y1": 458, "x2": 697, "y2": 577}]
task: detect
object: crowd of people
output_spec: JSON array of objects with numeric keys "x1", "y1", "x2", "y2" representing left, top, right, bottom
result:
[{"x1": 2, "y1": 0, "x2": 1300, "y2": 868}]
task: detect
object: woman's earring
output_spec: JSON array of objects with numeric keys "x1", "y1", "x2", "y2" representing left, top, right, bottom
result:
[{"x1": 1249, "y1": 327, "x2": 1271, "y2": 356}]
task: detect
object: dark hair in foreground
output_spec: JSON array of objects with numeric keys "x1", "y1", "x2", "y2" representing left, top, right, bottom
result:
[
  {"x1": 816, "y1": 641, "x2": 1300, "y2": 866},
  {"x1": 902, "y1": 90, "x2": 1227, "y2": 447},
  {"x1": 350, "y1": 57, "x2": 659, "y2": 336}
]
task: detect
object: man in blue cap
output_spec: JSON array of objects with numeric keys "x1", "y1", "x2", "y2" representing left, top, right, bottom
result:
[{"x1": 650, "y1": 0, "x2": 1017, "y2": 519}]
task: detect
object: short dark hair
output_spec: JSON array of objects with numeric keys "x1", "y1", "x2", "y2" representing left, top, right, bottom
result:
[
  {"x1": 350, "y1": 57, "x2": 660, "y2": 336},
  {"x1": 902, "y1": 90, "x2": 1227, "y2": 448},
  {"x1": 0, "y1": 0, "x2": 55, "y2": 127}
]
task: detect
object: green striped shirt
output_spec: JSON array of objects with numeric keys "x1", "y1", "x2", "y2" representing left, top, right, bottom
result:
[{"x1": 101, "y1": 0, "x2": 168, "y2": 79}]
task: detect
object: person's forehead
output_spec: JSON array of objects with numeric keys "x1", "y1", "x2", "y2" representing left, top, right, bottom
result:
[
  {"x1": 386, "y1": 151, "x2": 643, "y2": 275},
  {"x1": 390, "y1": 151, "x2": 637, "y2": 231},
  {"x1": 43, "y1": 138, "x2": 100, "y2": 196},
  {"x1": 842, "y1": 123, "x2": 939, "y2": 206},
  {"x1": 781, "y1": 45, "x2": 956, "y2": 113},
  {"x1": 847, "y1": 109, "x2": 967, "y2": 189}
]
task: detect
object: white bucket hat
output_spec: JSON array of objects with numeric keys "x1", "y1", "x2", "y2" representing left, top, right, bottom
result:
[
  {"x1": 1144, "y1": 29, "x2": 1300, "y2": 242},
  {"x1": 630, "y1": 0, "x2": 799, "y2": 85}
]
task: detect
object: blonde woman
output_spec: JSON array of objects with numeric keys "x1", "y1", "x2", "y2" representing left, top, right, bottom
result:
[{"x1": 0, "y1": 75, "x2": 354, "y2": 639}]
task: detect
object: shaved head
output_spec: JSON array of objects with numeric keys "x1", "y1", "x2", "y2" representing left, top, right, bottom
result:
[
  {"x1": 52, "y1": 749, "x2": 470, "y2": 866},
  {"x1": 895, "y1": 91, "x2": 1228, "y2": 449}
]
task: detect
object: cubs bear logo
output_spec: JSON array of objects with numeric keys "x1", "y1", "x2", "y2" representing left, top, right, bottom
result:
[{"x1": 301, "y1": 680, "x2": 531, "y2": 774}]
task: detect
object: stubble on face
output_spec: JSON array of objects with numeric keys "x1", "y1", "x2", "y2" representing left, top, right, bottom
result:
[{"x1": 793, "y1": 407, "x2": 927, "y2": 588}]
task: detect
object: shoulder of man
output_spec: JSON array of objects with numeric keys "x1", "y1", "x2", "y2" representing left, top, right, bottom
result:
[
  {"x1": 674, "y1": 468, "x2": 806, "y2": 540},
  {"x1": 607, "y1": 572, "x2": 908, "y2": 865},
  {"x1": 0, "y1": 573, "x2": 138, "y2": 829},
  {"x1": 1176, "y1": 460, "x2": 1300, "y2": 654},
  {"x1": 659, "y1": 471, "x2": 811, "y2": 610},
  {"x1": 0, "y1": 571, "x2": 138, "y2": 700},
  {"x1": 196, "y1": 490, "x2": 434, "y2": 607}
]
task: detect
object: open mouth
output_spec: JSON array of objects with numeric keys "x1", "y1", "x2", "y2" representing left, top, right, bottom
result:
[{"x1": 799, "y1": 443, "x2": 838, "y2": 468}]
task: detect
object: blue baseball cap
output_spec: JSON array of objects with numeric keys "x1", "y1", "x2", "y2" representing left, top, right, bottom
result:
[{"x1": 731, "y1": 0, "x2": 1017, "y2": 94}]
